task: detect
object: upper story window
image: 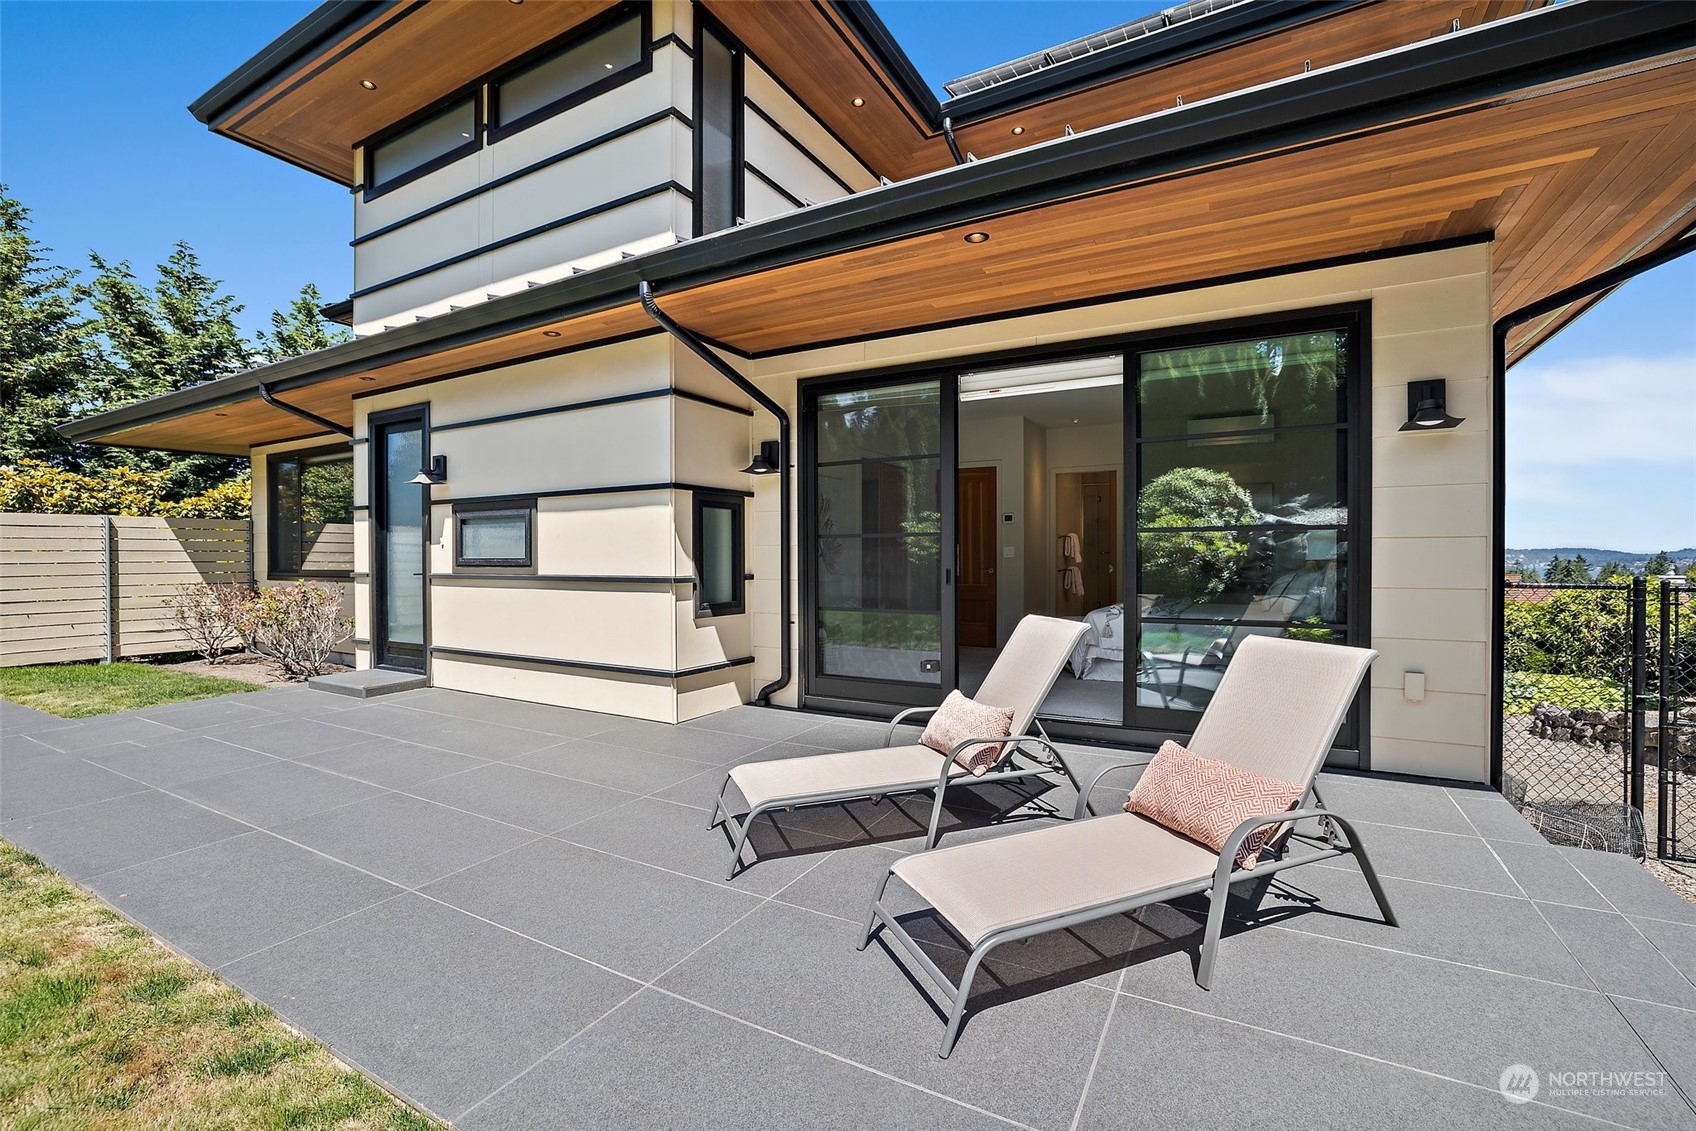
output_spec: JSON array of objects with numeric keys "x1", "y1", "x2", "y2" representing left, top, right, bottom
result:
[
  {"x1": 366, "y1": 98, "x2": 480, "y2": 198},
  {"x1": 490, "y1": 7, "x2": 649, "y2": 139},
  {"x1": 695, "y1": 19, "x2": 743, "y2": 236}
]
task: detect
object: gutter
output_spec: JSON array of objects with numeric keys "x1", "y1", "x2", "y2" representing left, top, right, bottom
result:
[
  {"x1": 638, "y1": 282, "x2": 793, "y2": 706},
  {"x1": 59, "y1": 0, "x2": 1695, "y2": 446},
  {"x1": 1486, "y1": 227, "x2": 1696, "y2": 791},
  {"x1": 257, "y1": 382, "x2": 354, "y2": 438}
]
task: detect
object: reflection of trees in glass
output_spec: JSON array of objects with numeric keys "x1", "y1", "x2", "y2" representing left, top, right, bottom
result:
[
  {"x1": 1137, "y1": 467, "x2": 1257, "y2": 601},
  {"x1": 299, "y1": 458, "x2": 352, "y2": 524},
  {"x1": 1143, "y1": 332, "x2": 1345, "y2": 426}
]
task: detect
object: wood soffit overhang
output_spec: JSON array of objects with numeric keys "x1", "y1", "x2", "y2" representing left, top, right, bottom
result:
[{"x1": 86, "y1": 4, "x2": 1696, "y2": 455}]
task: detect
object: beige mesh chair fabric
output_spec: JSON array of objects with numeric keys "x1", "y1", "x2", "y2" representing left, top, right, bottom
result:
[
  {"x1": 860, "y1": 635, "x2": 1394, "y2": 1057},
  {"x1": 711, "y1": 616, "x2": 1090, "y2": 879}
]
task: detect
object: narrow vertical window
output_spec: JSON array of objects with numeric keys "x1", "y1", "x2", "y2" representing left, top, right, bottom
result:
[
  {"x1": 696, "y1": 23, "x2": 741, "y2": 236},
  {"x1": 694, "y1": 492, "x2": 745, "y2": 616}
]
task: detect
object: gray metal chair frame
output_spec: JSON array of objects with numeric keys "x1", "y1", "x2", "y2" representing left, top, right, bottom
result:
[
  {"x1": 709, "y1": 710, "x2": 1081, "y2": 880},
  {"x1": 860, "y1": 774, "x2": 1396, "y2": 1057}
]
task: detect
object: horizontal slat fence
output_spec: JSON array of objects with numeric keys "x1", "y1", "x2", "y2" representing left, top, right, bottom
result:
[{"x1": 0, "y1": 514, "x2": 252, "y2": 667}]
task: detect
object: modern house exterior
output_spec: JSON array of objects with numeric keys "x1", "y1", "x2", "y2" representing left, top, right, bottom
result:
[{"x1": 63, "y1": 0, "x2": 1696, "y2": 786}]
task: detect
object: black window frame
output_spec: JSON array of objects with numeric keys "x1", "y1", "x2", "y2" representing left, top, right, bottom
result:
[
  {"x1": 452, "y1": 499, "x2": 536, "y2": 571},
  {"x1": 692, "y1": 13, "x2": 745, "y2": 238},
  {"x1": 361, "y1": 93, "x2": 484, "y2": 202},
  {"x1": 488, "y1": 2, "x2": 652, "y2": 142},
  {"x1": 266, "y1": 443, "x2": 356, "y2": 581},
  {"x1": 692, "y1": 489, "x2": 746, "y2": 618}
]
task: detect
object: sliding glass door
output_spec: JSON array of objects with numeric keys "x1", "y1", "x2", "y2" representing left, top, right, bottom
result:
[{"x1": 804, "y1": 375, "x2": 956, "y2": 707}]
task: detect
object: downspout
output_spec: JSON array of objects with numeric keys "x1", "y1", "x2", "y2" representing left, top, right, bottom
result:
[
  {"x1": 1487, "y1": 231, "x2": 1696, "y2": 791},
  {"x1": 941, "y1": 116, "x2": 966, "y2": 165},
  {"x1": 257, "y1": 382, "x2": 354, "y2": 438},
  {"x1": 638, "y1": 281, "x2": 793, "y2": 706}
]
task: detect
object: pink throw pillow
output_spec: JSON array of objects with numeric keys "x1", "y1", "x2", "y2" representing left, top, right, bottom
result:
[
  {"x1": 920, "y1": 691, "x2": 1016, "y2": 776},
  {"x1": 1124, "y1": 741, "x2": 1305, "y2": 869}
]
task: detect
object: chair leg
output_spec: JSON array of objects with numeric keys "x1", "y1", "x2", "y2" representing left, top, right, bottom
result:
[
  {"x1": 708, "y1": 775, "x2": 732, "y2": 830},
  {"x1": 925, "y1": 786, "x2": 948, "y2": 850},
  {"x1": 858, "y1": 868, "x2": 894, "y2": 950},
  {"x1": 1197, "y1": 870, "x2": 1234, "y2": 991},
  {"x1": 1330, "y1": 814, "x2": 1399, "y2": 928},
  {"x1": 725, "y1": 807, "x2": 762, "y2": 880},
  {"x1": 939, "y1": 944, "x2": 991, "y2": 1058}
]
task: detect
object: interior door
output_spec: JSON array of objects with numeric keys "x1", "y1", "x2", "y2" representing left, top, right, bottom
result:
[
  {"x1": 805, "y1": 375, "x2": 956, "y2": 707},
  {"x1": 371, "y1": 407, "x2": 429, "y2": 672},
  {"x1": 957, "y1": 466, "x2": 998, "y2": 648}
]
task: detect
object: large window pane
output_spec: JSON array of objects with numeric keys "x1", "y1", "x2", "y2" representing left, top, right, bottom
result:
[
  {"x1": 369, "y1": 100, "x2": 477, "y2": 191},
  {"x1": 495, "y1": 14, "x2": 643, "y2": 128},
  {"x1": 816, "y1": 381, "x2": 942, "y2": 463},
  {"x1": 269, "y1": 448, "x2": 353, "y2": 577},
  {"x1": 1137, "y1": 431, "x2": 1346, "y2": 529},
  {"x1": 1138, "y1": 330, "x2": 1348, "y2": 438}
]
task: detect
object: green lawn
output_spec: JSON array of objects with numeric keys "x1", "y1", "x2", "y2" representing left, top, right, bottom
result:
[
  {"x1": 0, "y1": 839, "x2": 438, "y2": 1130},
  {"x1": 0, "y1": 662, "x2": 259, "y2": 719}
]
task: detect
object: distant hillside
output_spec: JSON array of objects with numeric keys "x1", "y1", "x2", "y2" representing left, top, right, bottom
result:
[{"x1": 1506, "y1": 547, "x2": 1696, "y2": 574}]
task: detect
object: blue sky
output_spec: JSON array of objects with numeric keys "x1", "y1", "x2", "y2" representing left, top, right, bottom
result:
[{"x1": 1, "y1": 1, "x2": 1690, "y2": 552}]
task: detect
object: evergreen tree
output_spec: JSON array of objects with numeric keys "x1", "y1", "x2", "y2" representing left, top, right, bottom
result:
[
  {"x1": 81, "y1": 243, "x2": 252, "y2": 496},
  {"x1": 1546, "y1": 555, "x2": 1594, "y2": 584},
  {"x1": 0, "y1": 190, "x2": 95, "y2": 467},
  {"x1": 1596, "y1": 560, "x2": 1631, "y2": 583},
  {"x1": 1644, "y1": 550, "x2": 1674, "y2": 577},
  {"x1": 255, "y1": 283, "x2": 351, "y2": 362}
]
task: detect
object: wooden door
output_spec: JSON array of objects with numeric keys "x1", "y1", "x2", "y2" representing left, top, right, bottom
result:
[{"x1": 957, "y1": 466, "x2": 997, "y2": 648}]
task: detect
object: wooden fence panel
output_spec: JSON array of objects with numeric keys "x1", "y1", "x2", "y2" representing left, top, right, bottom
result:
[{"x1": 0, "y1": 514, "x2": 252, "y2": 666}]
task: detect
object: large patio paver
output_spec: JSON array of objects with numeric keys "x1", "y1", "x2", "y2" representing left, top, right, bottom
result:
[{"x1": 4, "y1": 684, "x2": 1694, "y2": 1130}]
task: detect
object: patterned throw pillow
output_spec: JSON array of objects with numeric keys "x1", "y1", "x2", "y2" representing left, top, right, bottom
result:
[
  {"x1": 1124, "y1": 741, "x2": 1305, "y2": 869},
  {"x1": 920, "y1": 690, "x2": 1016, "y2": 776}
]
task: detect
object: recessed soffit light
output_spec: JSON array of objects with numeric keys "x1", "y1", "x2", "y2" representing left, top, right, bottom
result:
[
  {"x1": 850, "y1": 97, "x2": 865, "y2": 107},
  {"x1": 360, "y1": 79, "x2": 377, "y2": 90},
  {"x1": 542, "y1": 330, "x2": 562, "y2": 337},
  {"x1": 963, "y1": 231, "x2": 990, "y2": 244},
  {"x1": 359, "y1": 376, "x2": 378, "y2": 382},
  {"x1": 1010, "y1": 126, "x2": 1025, "y2": 135}
]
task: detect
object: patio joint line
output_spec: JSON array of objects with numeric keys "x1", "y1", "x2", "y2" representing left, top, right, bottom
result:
[
  {"x1": 1448, "y1": 790, "x2": 1696, "y2": 1116},
  {"x1": 0, "y1": 785, "x2": 158, "y2": 825},
  {"x1": 1111, "y1": 989, "x2": 1648, "y2": 1131},
  {"x1": 1068, "y1": 964, "x2": 1128, "y2": 1131}
]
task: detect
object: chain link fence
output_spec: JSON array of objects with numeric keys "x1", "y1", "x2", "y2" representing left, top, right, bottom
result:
[{"x1": 1652, "y1": 581, "x2": 1694, "y2": 861}]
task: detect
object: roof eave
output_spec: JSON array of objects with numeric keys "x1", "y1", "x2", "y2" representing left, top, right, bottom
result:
[{"x1": 188, "y1": 0, "x2": 394, "y2": 126}]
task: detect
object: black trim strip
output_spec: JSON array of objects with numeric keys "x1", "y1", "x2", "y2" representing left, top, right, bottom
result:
[
  {"x1": 351, "y1": 637, "x2": 371, "y2": 646},
  {"x1": 431, "y1": 388, "x2": 672, "y2": 433},
  {"x1": 348, "y1": 329, "x2": 667, "y2": 401},
  {"x1": 433, "y1": 482, "x2": 755, "y2": 508},
  {"x1": 429, "y1": 573, "x2": 691, "y2": 585},
  {"x1": 350, "y1": 181, "x2": 692, "y2": 299},
  {"x1": 430, "y1": 645, "x2": 754, "y2": 679},
  {"x1": 744, "y1": 100, "x2": 856, "y2": 196},
  {"x1": 674, "y1": 389, "x2": 755, "y2": 417},
  {"x1": 352, "y1": 571, "x2": 370, "y2": 579},
  {"x1": 746, "y1": 164, "x2": 806, "y2": 210},
  {"x1": 651, "y1": 32, "x2": 693, "y2": 58},
  {"x1": 741, "y1": 56, "x2": 881, "y2": 184},
  {"x1": 352, "y1": 110, "x2": 692, "y2": 247}
]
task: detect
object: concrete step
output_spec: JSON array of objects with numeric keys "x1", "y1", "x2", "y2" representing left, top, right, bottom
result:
[{"x1": 307, "y1": 669, "x2": 428, "y2": 698}]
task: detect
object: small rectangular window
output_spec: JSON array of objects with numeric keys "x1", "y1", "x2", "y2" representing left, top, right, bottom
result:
[
  {"x1": 269, "y1": 446, "x2": 355, "y2": 578},
  {"x1": 367, "y1": 98, "x2": 479, "y2": 195},
  {"x1": 454, "y1": 503, "x2": 534, "y2": 569},
  {"x1": 491, "y1": 11, "x2": 647, "y2": 137},
  {"x1": 693, "y1": 492, "x2": 745, "y2": 616}
]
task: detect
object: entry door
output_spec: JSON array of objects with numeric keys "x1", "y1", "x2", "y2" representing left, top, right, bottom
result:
[
  {"x1": 957, "y1": 466, "x2": 998, "y2": 648},
  {"x1": 805, "y1": 375, "x2": 956, "y2": 707},
  {"x1": 371, "y1": 407, "x2": 429, "y2": 672}
]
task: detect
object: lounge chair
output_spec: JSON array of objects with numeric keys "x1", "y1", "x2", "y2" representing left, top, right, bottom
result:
[
  {"x1": 858, "y1": 634, "x2": 1395, "y2": 1057},
  {"x1": 710, "y1": 616, "x2": 1090, "y2": 879}
]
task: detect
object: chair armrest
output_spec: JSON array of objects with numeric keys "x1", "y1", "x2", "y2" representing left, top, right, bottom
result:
[
  {"x1": 1074, "y1": 757, "x2": 1155, "y2": 819},
  {"x1": 1211, "y1": 807, "x2": 1329, "y2": 887},
  {"x1": 886, "y1": 705, "x2": 941, "y2": 747}
]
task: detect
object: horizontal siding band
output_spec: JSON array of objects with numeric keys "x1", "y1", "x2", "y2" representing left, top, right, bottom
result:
[
  {"x1": 434, "y1": 481, "x2": 754, "y2": 507},
  {"x1": 429, "y1": 573, "x2": 691, "y2": 585},
  {"x1": 431, "y1": 645, "x2": 753, "y2": 680},
  {"x1": 430, "y1": 387, "x2": 753, "y2": 434}
]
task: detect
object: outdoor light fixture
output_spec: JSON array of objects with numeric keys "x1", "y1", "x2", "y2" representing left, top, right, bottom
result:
[
  {"x1": 851, "y1": 97, "x2": 865, "y2": 107},
  {"x1": 1011, "y1": 126, "x2": 1026, "y2": 135},
  {"x1": 409, "y1": 455, "x2": 447, "y2": 486},
  {"x1": 1399, "y1": 379, "x2": 1465, "y2": 431},
  {"x1": 360, "y1": 79, "x2": 377, "y2": 90},
  {"x1": 740, "y1": 440, "x2": 782, "y2": 475},
  {"x1": 542, "y1": 330, "x2": 562, "y2": 337},
  {"x1": 963, "y1": 231, "x2": 990, "y2": 244}
]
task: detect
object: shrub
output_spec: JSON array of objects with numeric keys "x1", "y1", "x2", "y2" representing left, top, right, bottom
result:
[
  {"x1": 242, "y1": 581, "x2": 349, "y2": 680},
  {"x1": 167, "y1": 582, "x2": 253, "y2": 663},
  {"x1": 1136, "y1": 467, "x2": 1258, "y2": 602},
  {"x1": 0, "y1": 458, "x2": 250, "y2": 518}
]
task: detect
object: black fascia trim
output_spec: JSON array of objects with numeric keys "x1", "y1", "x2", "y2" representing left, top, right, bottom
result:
[
  {"x1": 63, "y1": 1, "x2": 1688, "y2": 445},
  {"x1": 189, "y1": 0, "x2": 394, "y2": 125},
  {"x1": 349, "y1": 181, "x2": 690, "y2": 298},
  {"x1": 940, "y1": 1, "x2": 1359, "y2": 125},
  {"x1": 320, "y1": 297, "x2": 355, "y2": 325},
  {"x1": 429, "y1": 645, "x2": 754, "y2": 679},
  {"x1": 487, "y1": 3, "x2": 652, "y2": 142},
  {"x1": 821, "y1": 1, "x2": 941, "y2": 123},
  {"x1": 746, "y1": 164, "x2": 806, "y2": 211},
  {"x1": 352, "y1": 110, "x2": 689, "y2": 247},
  {"x1": 429, "y1": 572, "x2": 692, "y2": 585},
  {"x1": 744, "y1": 100, "x2": 856, "y2": 196}
]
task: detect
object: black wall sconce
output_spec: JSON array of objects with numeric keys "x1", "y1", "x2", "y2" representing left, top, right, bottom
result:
[
  {"x1": 740, "y1": 439, "x2": 782, "y2": 475},
  {"x1": 408, "y1": 455, "x2": 448, "y2": 485},
  {"x1": 1399, "y1": 379, "x2": 1464, "y2": 431}
]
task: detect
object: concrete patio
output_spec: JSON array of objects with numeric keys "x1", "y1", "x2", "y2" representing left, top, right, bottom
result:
[{"x1": 2, "y1": 686, "x2": 1693, "y2": 1130}]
